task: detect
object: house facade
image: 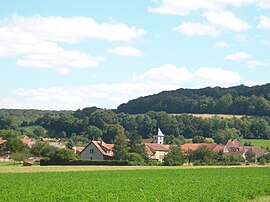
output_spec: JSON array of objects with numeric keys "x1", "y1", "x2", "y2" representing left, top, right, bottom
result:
[
  {"x1": 143, "y1": 128, "x2": 170, "y2": 162},
  {"x1": 80, "y1": 141, "x2": 114, "y2": 160}
]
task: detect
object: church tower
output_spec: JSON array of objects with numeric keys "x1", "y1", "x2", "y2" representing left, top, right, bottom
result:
[{"x1": 153, "y1": 128, "x2": 164, "y2": 145}]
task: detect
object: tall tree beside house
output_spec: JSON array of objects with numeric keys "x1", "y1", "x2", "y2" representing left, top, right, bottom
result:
[
  {"x1": 112, "y1": 126, "x2": 128, "y2": 160},
  {"x1": 163, "y1": 146, "x2": 184, "y2": 166},
  {"x1": 3, "y1": 138, "x2": 26, "y2": 153}
]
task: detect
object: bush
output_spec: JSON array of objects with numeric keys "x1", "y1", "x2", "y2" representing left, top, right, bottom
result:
[
  {"x1": 127, "y1": 153, "x2": 144, "y2": 166},
  {"x1": 40, "y1": 159, "x2": 129, "y2": 166}
]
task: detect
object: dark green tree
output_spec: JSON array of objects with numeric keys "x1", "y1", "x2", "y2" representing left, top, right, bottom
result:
[
  {"x1": 163, "y1": 146, "x2": 184, "y2": 166},
  {"x1": 112, "y1": 127, "x2": 128, "y2": 160}
]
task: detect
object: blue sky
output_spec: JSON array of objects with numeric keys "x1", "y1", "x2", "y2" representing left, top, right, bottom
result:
[{"x1": 0, "y1": 0, "x2": 270, "y2": 110}]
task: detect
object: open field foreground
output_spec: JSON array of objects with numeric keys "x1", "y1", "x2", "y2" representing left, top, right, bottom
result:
[{"x1": 0, "y1": 167, "x2": 269, "y2": 202}]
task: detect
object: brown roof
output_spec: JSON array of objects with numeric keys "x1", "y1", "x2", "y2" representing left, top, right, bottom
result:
[
  {"x1": 80, "y1": 141, "x2": 114, "y2": 157},
  {"x1": 0, "y1": 138, "x2": 7, "y2": 145},
  {"x1": 226, "y1": 139, "x2": 243, "y2": 148},
  {"x1": 144, "y1": 143, "x2": 170, "y2": 152},
  {"x1": 18, "y1": 136, "x2": 32, "y2": 145},
  {"x1": 244, "y1": 146, "x2": 268, "y2": 157},
  {"x1": 213, "y1": 145, "x2": 225, "y2": 152},
  {"x1": 181, "y1": 143, "x2": 219, "y2": 152}
]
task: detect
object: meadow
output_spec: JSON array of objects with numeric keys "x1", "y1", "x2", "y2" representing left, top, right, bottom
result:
[
  {"x1": 242, "y1": 139, "x2": 270, "y2": 149},
  {"x1": 0, "y1": 166, "x2": 269, "y2": 202}
]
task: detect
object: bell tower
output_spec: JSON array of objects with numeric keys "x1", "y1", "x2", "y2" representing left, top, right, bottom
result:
[{"x1": 153, "y1": 128, "x2": 164, "y2": 145}]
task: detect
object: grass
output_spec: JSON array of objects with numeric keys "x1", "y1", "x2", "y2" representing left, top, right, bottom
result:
[
  {"x1": 171, "y1": 113, "x2": 244, "y2": 119},
  {"x1": 0, "y1": 166, "x2": 269, "y2": 201},
  {"x1": 242, "y1": 139, "x2": 270, "y2": 149}
]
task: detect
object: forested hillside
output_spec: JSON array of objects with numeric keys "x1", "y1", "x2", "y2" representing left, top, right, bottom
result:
[
  {"x1": 1, "y1": 108, "x2": 270, "y2": 146},
  {"x1": 117, "y1": 84, "x2": 270, "y2": 116}
]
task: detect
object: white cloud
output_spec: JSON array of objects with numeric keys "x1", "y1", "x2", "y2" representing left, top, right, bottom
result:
[
  {"x1": 1, "y1": 64, "x2": 242, "y2": 110},
  {"x1": 214, "y1": 41, "x2": 231, "y2": 48},
  {"x1": 173, "y1": 22, "x2": 220, "y2": 36},
  {"x1": 0, "y1": 14, "x2": 146, "y2": 73},
  {"x1": 258, "y1": 16, "x2": 270, "y2": 29},
  {"x1": 108, "y1": 45, "x2": 143, "y2": 57},
  {"x1": 193, "y1": 67, "x2": 241, "y2": 86},
  {"x1": 246, "y1": 60, "x2": 265, "y2": 68},
  {"x1": 7, "y1": 14, "x2": 146, "y2": 43},
  {"x1": 203, "y1": 11, "x2": 251, "y2": 31},
  {"x1": 132, "y1": 64, "x2": 192, "y2": 85},
  {"x1": 224, "y1": 52, "x2": 251, "y2": 61},
  {"x1": 257, "y1": 0, "x2": 270, "y2": 8},
  {"x1": 149, "y1": 0, "x2": 257, "y2": 16},
  {"x1": 244, "y1": 80, "x2": 267, "y2": 86}
]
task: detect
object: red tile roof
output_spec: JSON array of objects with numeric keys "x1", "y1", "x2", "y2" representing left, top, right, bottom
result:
[
  {"x1": 144, "y1": 143, "x2": 170, "y2": 152},
  {"x1": 244, "y1": 146, "x2": 268, "y2": 157},
  {"x1": 81, "y1": 141, "x2": 114, "y2": 157},
  {"x1": 226, "y1": 139, "x2": 243, "y2": 148},
  {"x1": 213, "y1": 145, "x2": 225, "y2": 152},
  {"x1": 181, "y1": 143, "x2": 220, "y2": 151},
  {"x1": 0, "y1": 138, "x2": 7, "y2": 145}
]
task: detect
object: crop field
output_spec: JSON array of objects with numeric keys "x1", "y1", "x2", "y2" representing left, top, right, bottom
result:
[{"x1": 0, "y1": 167, "x2": 269, "y2": 202}]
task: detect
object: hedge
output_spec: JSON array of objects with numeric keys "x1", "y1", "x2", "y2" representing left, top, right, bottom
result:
[{"x1": 40, "y1": 159, "x2": 129, "y2": 166}]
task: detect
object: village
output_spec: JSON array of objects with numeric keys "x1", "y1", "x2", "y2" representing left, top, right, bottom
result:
[{"x1": 0, "y1": 128, "x2": 269, "y2": 166}]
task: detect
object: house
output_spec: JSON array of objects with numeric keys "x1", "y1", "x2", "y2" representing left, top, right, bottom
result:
[
  {"x1": 42, "y1": 138, "x2": 65, "y2": 148},
  {"x1": 80, "y1": 141, "x2": 114, "y2": 160},
  {"x1": 181, "y1": 143, "x2": 224, "y2": 153},
  {"x1": 143, "y1": 128, "x2": 170, "y2": 162},
  {"x1": 224, "y1": 139, "x2": 268, "y2": 159},
  {"x1": 0, "y1": 137, "x2": 7, "y2": 147},
  {"x1": 18, "y1": 136, "x2": 36, "y2": 148},
  {"x1": 73, "y1": 146, "x2": 85, "y2": 155}
]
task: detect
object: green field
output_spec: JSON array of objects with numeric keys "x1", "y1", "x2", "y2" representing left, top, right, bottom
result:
[
  {"x1": 242, "y1": 139, "x2": 270, "y2": 149},
  {"x1": 0, "y1": 167, "x2": 269, "y2": 202}
]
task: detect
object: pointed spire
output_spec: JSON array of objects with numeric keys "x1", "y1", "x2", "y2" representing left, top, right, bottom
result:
[{"x1": 157, "y1": 128, "x2": 164, "y2": 136}]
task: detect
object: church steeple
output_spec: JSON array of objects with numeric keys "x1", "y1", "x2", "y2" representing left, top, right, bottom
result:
[{"x1": 153, "y1": 128, "x2": 164, "y2": 144}]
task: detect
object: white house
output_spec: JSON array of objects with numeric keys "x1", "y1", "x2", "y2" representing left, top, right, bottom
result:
[{"x1": 80, "y1": 141, "x2": 114, "y2": 160}]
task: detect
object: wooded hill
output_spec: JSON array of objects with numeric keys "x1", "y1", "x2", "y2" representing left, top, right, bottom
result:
[{"x1": 117, "y1": 84, "x2": 270, "y2": 116}]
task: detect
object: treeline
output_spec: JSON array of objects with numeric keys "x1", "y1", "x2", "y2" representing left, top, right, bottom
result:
[
  {"x1": 117, "y1": 84, "x2": 270, "y2": 116},
  {"x1": 1, "y1": 108, "x2": 270, "y2": 145},
  {"x1": 0, "y1": 109, "x2": 72, "y2": 127}
]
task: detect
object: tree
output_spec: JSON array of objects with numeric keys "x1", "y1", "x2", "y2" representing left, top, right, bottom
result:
[
  {"x1": 103, "y1": 124, "x2": 124, "y2": 143},
  {"x1": 33, "y1": 126, "x2": 46, "y2": 137},
  {"x1": 127, "y1": 153, "x2": 144, "y2": 165},
  {"x1": 4, "y1": 138, "x2": 26, "y2": 153},
  {"x1": 213, "y1": 128, "x2": 242, "y2": 144},
  {"x1": 11, "y1": 149, "x2": 31, "y2": 163},
  {"x1": 82, "y1": 125, "x2": 102, "y2": 140},
  {"x1": 112, "y1": 127, "x2": 128, "y2": 160},
  {"x1": 163, "y1": 146, "x2": 184, "y2": 166},
  {"x1": 48, "y1": 148, "x2": 77, "y2": 163},
  {"x1": 191, "y1": 146, "x2": 217, "y2": 164},
  {"x1": 192, "y1": 136, "x2": 205, "y2": 143},
  {"x1": 245, "y1": 150, "x2": 256, "y2": 162}
]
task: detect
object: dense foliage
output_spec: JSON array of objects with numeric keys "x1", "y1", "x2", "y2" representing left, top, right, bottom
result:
[
  {"x1": 0, "y1": 168, "x2": 269, "y2": 201},
  {"x1": 117, "y1": 84, "x2": 270, "y2": 116},
  {"x1": 1, "y1": 108, "x2": 270, "y2": 146}
]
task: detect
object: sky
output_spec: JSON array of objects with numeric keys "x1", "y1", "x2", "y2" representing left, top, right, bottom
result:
[{"x1": 0, "y1": 0, "x2": 270, "y2": 110}]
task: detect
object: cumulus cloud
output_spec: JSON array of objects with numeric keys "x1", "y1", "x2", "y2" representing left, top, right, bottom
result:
[
  {"x1": 149, "y1": 0, "x2": 258, "y2": 16},
  {"x1": 1, "y1": 64, "x2": 243, "y2": 110},
  {"x1": 193, "y1": 67, "x2": 241, "y2": 86},
  {"x1": 258, "y1": 16, "x2": 270, "y2": 29},
  {"x1": 7, "y1": 14, "x2": 146, "y2": 43},
  {"x1": 0, "y1": 14, "x2": 146, "y2": 73},
  {"x1": 214, "y1": 41, "x2": 231, "y2": 48},
  {"x1": 173, "y1": 22, "x2": 220, "y2": 36},
  {"x1": 224, "y1": 52, "x2": 251, "y2": 61},
  {"x1": 257, "y1": 0, "x2": 270, "y2": 8},
  {"x1": 246, "y1": 60, "x2": 265, "y2": 68},
  {"x1": 107, "y1": 45, "x2": 143, "y2": 57},
  {"x1": 203, "y1": 11, "x2": 251, "y2": 31}
]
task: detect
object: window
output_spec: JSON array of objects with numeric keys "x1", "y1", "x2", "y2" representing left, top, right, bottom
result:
[{"x1": 90, "y1": 149, "x2": 94, "y2": 153}]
